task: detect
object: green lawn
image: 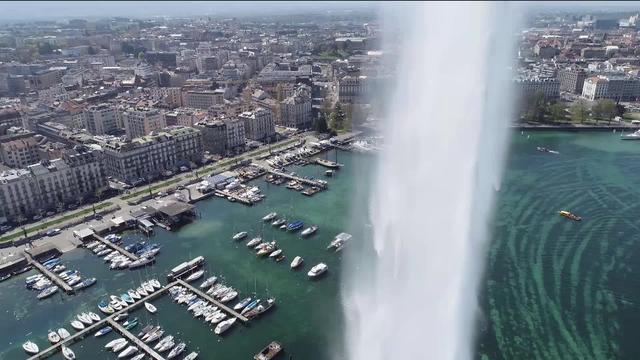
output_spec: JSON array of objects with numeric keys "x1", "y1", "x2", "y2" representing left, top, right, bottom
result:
[{"x1": 0, "y1": 202, "x2": 113, "y2": 243}]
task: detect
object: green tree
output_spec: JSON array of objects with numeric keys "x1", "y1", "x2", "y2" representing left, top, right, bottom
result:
[
  {"x1": 315, "y1": 112, "x2": 329, "y2": 133},
  {"x1": 329, "y1": 102, "x2": 346, "y2": 130},
  {"x1": 37, "y1": 42, "x2": 54, "y2": 55},
  {"x1": 550, "y1": 102, "x2": 566, "y2": 122},
  {"x1": 137, "y1": 51, "x2": 146, "y2": 61},
  {"x1": 591, "y1": 100, "x2": 604, "y2": 120},
  {"x1": 571, "y1": 100, "x2": 589, "y2": 124},
  {"x1": 600, "y1": 99, "x2": 617, "y2": 124}
]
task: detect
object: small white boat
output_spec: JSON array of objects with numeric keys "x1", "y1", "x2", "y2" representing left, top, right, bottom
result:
[
  {"x1": 246, "y1": 237, "x2": 262, "y2": 247},
  {"x1": 57, "y1": 328, "x2": 71, "y2": 340},
  {"x1": 184, "y1": 352, "x2": 199, "y2": 360},
  {"x1": 77, "y1": 313, "x2": 93, "y2": 325},
  {"x1": 200, "y1": 276, "x2": 217, "y2": 289},
  {"x1": 136, "y1": 286, "x2": 148, "y2": 297},
  {"x1": 167, "y1": 342, "x2": 186, "y2": 359},
  {"x1": 185, "y1": 270, "x2": 205, "y2": 282},
  {"x1": 62, "y1": 345, "x2": 76, "y2": 360},
  {"x1": 232, "y1": 231, "x2": 248, "y2": 241},
  {"x1": 22, "y1": 341, "x2": 39, "y2": 354},
  {"x1": 262, "y1": 212, "x2": 277, "y2": 221},
  {"x1": 301, "y1": 225, "x2": 319, "y2": 236},
  {"x1": 150, "y1": 279, "x2": 161, "y2": 289},
  {"x1": 142, "y1": 281, "x2": 155, "y2": 293},
  {"x1": 269, "y1": 249, "x2": 283, "y2": 258},
  {"x1": 307, "y1": 263, "x2": 328, "y2": 278},
  {"x1": 220, "y1": 290, "x2": 238, "y2": 303},
  {"x1": 214, "y1": 317, "x2": 237, "y2": 335},
  {"x1": 290, "y1": 256, "x2": 303, "y2": 269},
  {"x1": 70, "y1": 320, "x2": 84, "y2": 331},
  {"x1": 105, "y1": 338, "x2": 127, "y2": 349},
  {"x1": 130, "y1": 354, "x2": 146, "y2": 360},
  {"x1": 48, "y1": 330, "x2": 61, "y2": 343},
  {"x1": 145, "y1": 302, "x2": 157, "y2": 314},
  {"x1": 128, "y1": 289, "x2": 141, "y2": 300},
  {"x1": 113, "y1": 340, "x2": 129, "y2": 352},
  {"x1": 118, "y1": 345, "x2": 138, "y2": 358},
  {"x1": 88, "y1": 312, "x2": 101, "y2": 322}
]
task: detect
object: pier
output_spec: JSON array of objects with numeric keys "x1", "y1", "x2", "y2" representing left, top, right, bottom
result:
[
  {"x1": 263, "y1": 168, "x2": 327, "y2": 189},
  {"x1": 106, "y1": 318, "x2": 165, "y2": 360},
  {"x1": 214, "y1": 190, "x2": 254, "y2": 205},
  {"x1": 91, "y1": 234, "x2": 139, "y2": 261},
  {"x1": 176, "y1": 279, "x2": 249, "y2": 323},
  {"x1": 27, "y1": 281, "x2": 178, "y2": 359},
  {"x1": 23, "y1": 251, "x2": 74, "y2": 294}
]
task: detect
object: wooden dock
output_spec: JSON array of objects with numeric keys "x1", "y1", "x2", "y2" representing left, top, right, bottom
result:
[
  {"x1": 176, "y1": 279, "x2": 249, "y2": 323},
  {"x1": 23, "y1": 251, "x2": 74, "y2": 294},
  {"x1": 91, "y1": 234, "x2": 138, "y2": 261},
  {"x1": 107, "y1": 318, "x2": 165, "y2": 360},
  {"x1": 27, "y1": 281, "x2": 178, "y2": 359},
  {"x1": 263, "y1": 168, "x2": 327, "y2": 189}
]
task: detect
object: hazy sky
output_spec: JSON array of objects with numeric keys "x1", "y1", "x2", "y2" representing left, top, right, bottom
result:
[
  {"x1": 0, "y1": 1, "x2": 638, "y2": 22},
  {"x1": 0, "y1": 1, "x2": 377, "y2": 21}
]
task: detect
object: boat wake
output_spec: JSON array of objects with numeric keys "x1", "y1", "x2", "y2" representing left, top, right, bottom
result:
[{"x1": 341, "y1": 3, "x2": 518, "y2": 360}]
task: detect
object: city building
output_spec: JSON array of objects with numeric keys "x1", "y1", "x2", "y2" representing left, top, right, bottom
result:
[
  {"x1": 84, "y1": 104, "x2": 118, "y2": 135},
  {"x1": 149, "y1": 87, "x2": 182, "y2": 108},
  {"x1": 194, "y1": 120, "x2": 227, "y2": 155},
  {"x1": 513, "y1": 77, "x2": 560, "y2": 99},
  {"x1": 224, "y1": 118, "x2": 246, "y2": 153},
  {"x1": 182, "y1": 90, "x2": 225, "y2": 109},
  {"x1": 122, "y1": 107, "x2": 166, "y2": 139},
  {"x1": 558, "y1": 67, "x2": 588, "y2": 94},
  {"x1": 582, "y1": 75, "x2": 640, "y2": 101},
  {"x1": 338, "y1": 75, "x2": 371, "y2": 103},
  {"x1": 278, "y1": 85, "x2": 313, "y2": 128},
  {"x1": 0, "y1": 136, "x2": 40, "y2": 168},
  {"x1": 239, "y1": 107, "x2": 276, "y2": 142},
  {"x1": 0, "y1": 146, "x2": 105, "y2": 222},
  {"x1": 98, "y1": 126, "x2": 203, "y2": 184}
]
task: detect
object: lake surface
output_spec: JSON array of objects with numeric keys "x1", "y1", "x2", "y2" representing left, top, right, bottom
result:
[{"x1": 2, "y1": 132, "x2": 639, "y2": 359}]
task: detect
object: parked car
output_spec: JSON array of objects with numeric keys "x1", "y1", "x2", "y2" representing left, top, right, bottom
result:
[
  {"x1": 0, "y1": 225, "x2": 12, "y2": 233},
  {"x1": 46, "y1": 228, "x2": 61, "y2": 236},
  {"x1": 32, "y1": 215, "x2": 43, "y2": 221}
]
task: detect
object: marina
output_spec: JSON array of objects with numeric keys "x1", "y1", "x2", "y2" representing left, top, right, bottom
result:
[
  {"x1": 88, "y1": 233, "x2": 139, "y2": 261},
  {"x1": 176, "y1": 279, "x2": 249, "y2": 323},
  {"x1": 23, "y1": 251, "x2": 74, "y2": 295},
  {"x1": 106, "y1": 318, "x2": 165, "y2": 360}
]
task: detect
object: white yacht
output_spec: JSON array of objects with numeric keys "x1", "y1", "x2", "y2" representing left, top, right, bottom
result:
[
  {"x1": 61, "y1": 345, "x2": 76, "y2": 360},
  {"x1": 57, "y1": 328, "x2": 71, "y2": 340},
  {"x1": 269, "y1": 249, "x2": 283, "y2": 258},
  {"x1": 262, "y1": 212, "x2": 278, "y2": 221},
  {"x1": 22, "y1": 341, "x2": 39, "y2": 354},
  {"x1": 622, "y1": 129, "x2": 640, "y2": 140},
  {"x1": 307, "y1": 263, "x2": 328, "y2": 278},
  {"x1": 214, "y1": 318, "x2": 237, "y2": 335},
  {"x1": 185, "y1": 270, "x2": 204, "y2": 282},
  {"x1": 118, "y1": 345, "x2": 139, "y2": 358},
  {"x1": 200, "y1": 276, "x2": 217, "y2": 289},
  {"x1": 48, "y1": 330, "x2": 61, "y2": 344},
  {"x1": 232, "y1": 231, "x2": 248, "y2": 240},
  {"x1": 144, "y1": 302, "x2": 157, "y2": 314},
  {"x1": 70, "y1": 320, "x2": 84, "y2": 331},
  {"x1": 246, "y1": 237, "x2": 262, "y2": 247},
  {"x1": 290, "y1": 256, "x2": 303, "y2": 269}
]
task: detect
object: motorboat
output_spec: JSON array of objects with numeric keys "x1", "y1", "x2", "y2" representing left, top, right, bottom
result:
[
  {"x1": 61, "y1": 345, "x2": 75, "y2": 360},
  {"x1": 245, "y1": 298, "x2": 276, "y2": 319},
  {"x1": 536, "y1": 146, "x2": 559, "y2": 154},
  {"x1": 279, "y1": 224, "x2": 287, "y2": 230},
  {"x1": 184, "y1": 352, "x2": 199, "y2": 360},
  {"x1": 271, "y1": 218, "x2": 286, "y2": 227},
  {"x1": 214, "y1": 318, "x2": 237, "y2": 335},
  {"x1": 22, "y1": 341, "x2": 39, "y2": 354},
  {"x1": 257, "y1": 245, "x2": 276, "y2": 256},
  {"x1": 145, "y1": 302, "x2": 157, "y2": 314},
  {"x1": 12, "y1": 266, "x2": 32, "y2": 275},
  {"x1": 325, "y1": 169, "x2": 334, "y2": 177},
  {"x1": 96, "y1": 249, "x2": 112, "y2": 257},
  {"x1": 142, "y1": 281, "x2": 155, "y2": 293},
  {"x1": 48, "y1": 330, "x2": 61, "y2": 344},
  {"x1": 77, "y1": 313, "x2": 93, "y2": 325},
  {"x1": 157, "y1": 339, "x2": 175, "y2": 353},
  {"x1": 57, "y1": 328, "x2": 71, "y2": 340},
  {"x1": 114, "y1": 312, "x2": 129, "y2": 322},
  {"x1": 142, "y1": 327, "x2": 163, "y2": 343},
  {"x1": 137, "y1": 324, "x2": 154, "y2": 338},
  {"x1": 232, "y1": 231, "x2": 248, "y2": 241},
  {"x1": 88, "y1": 312, "x2": 101, "y2": 322},
  {"x1": 118, "y1": 345, "x2": 138, "y2": 359},
  {"x1": 0, "y1": 273, "x2": 12, "y2": 282},
  {"x1": 621, "y1": 129, "x2": 640, "y2": 140},
  {"x1": 121, "y1": 293, "x2": 134, "y2": 304},
  {"x1": 234, "y1": 297, "x2": 252, "y2": 311},
  {"x1": 128, "y1": 257, "x2": 155, "y2": 269},
  {"x1": 210, "y1": 311, "x2": 227, "y2": 324},
  {"x1": 94, "y1": 326, "x2": 112, "y2": 337},
  {"x1": 290, "y1": 256, "x2": 303, "y2": 269},
  {"x1": 241, "y1": 299, "x2": 261, "y2": 315},
  {"x1": 307, "y1": 263, "x2": 328, "y2": 278},
  {"x1": 70, "y1": 320, "x2": 84, "y2": 331},
  {"x1": 136, "y1": 286, "x2": 148, "y2": 297},
  {"x1": 74, "y1": 277, "x2": 96, "y2": 290},
  {"x1": 128, "y1": 289, "x2": 141, "y2": 300},
  {"x1": 559, "y1": 210, "x2": 582, "y2": 221},
  {"x1": 269, "y1": 249, "x2": 283, "y2": 258},
  {"x1": 130, "y1": 354, "x2": 146, "y2": 360},
  {"x1": 185, "y1": 270, "x2": 205, "y2": 282},
  {"x1": 113, "y1": 339, "x2": 129, "y2": 352},
  {"x1": 37, "y1": 285, "x2": 59, "y2": 299},
  {"x1": 154, "y1": 335, "x2": 174, "y2": 350},
  {"x1": 105, "y1": 338, "x2": 127, "y2": 349},
  {"x1": 168, "y1": 342, "x2": 186, "y2": 359},
  {"x1": 220, "y1": 290, "x2": 238, "y2": 303},
  {"x1": 301, "y1": 225, "x2": 319, "y2": 236},
  {"x1": 262, "y1": 212, "x2": 278, "y2": 221},
  {"x1": 246, "y1": 237, "x2": 262, "y2": 247},
  {"x1": 200, "y1": 276, "x2": 217, "y2": 289},
  {"x1": 149, "y1": 279, "x2": 162, "y2": 289},
  {"x1": 286, "y1": 220, "x2": 304, "y2": 231},
  {"x1": 328, "y1": 232, "x2": 352, "y2": 250},
  {"x1": 275, "y1": 254, "x2": 286, "y2": 262},
  {"x1": 67, "y1": 276, "x2": 82, "y2": 287},
  {"x1": 52, "y1": 264, "x2": 66, "y2": 273},
  {"x1": 124, "y1": 318, "x2": 139, "y2": 330}
]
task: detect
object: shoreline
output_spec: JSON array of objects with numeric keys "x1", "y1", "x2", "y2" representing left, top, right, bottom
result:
[{"x1": 513, "y1": 123, "x2": 639, "y2": 132}]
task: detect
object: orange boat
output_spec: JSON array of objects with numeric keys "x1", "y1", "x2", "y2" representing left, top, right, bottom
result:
[{"x1": 559, "y1": 210, "x2": 581, "y2": 221}]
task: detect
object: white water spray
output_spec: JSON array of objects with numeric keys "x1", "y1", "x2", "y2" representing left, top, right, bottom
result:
[{"x1": 342, "y1": 3, "x2": 517, "y2": 360}]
